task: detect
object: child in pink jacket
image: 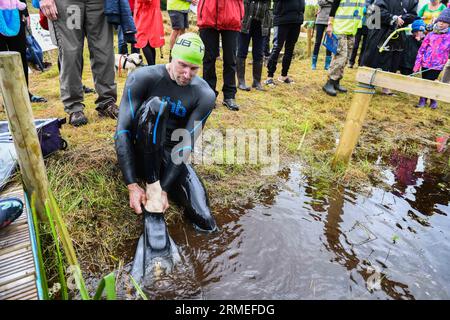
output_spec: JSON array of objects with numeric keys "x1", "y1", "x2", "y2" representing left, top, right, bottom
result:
[{"x1": 413, "y1": 8, "x2": 450, "y2": 109}]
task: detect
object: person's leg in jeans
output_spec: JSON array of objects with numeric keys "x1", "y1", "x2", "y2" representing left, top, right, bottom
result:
[
  {"x1": 314, "y1": 24, "x2": 332, "y2": 69},
  {"x1": 85, "y1": 0, "x2": 117, "y2": 115},
  {"x1": 280, "y1": 23, "x2": 301, "y2": 81},
  {"x1": 117, "y1": 25, "x2": 128, "y2": 54},
  {"x1": 236, "y1": 30, "x2": 251, "y2": 91},
  {"x1": 313, "y1": 24, "x2": 325, "y2": 57},
  {"x1": 52, "y1": 0, "x2": 86, "y2": 119},
  {"x1": 312, "y1": 24, "x2": 324, "y2": 69},
  {"x1": 200, "y1": 28, "x2": 220, "y2": 97},
  {"x1": 266, "y1": 24, "x2": 288, "y2": 84},
  {"x1": 251, "y1": 19, "x2": 264, "y2": 90},
  {"x1": 142, "y1": 44, "x2": 156, "y2": 66},
  {"x1": 220, "y1": 30, "x2": 238, "y2": 101}
]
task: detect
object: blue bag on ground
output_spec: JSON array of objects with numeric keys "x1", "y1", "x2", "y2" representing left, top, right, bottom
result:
[
  {"x1": 26, "y1": 34, "x2": 45, "y2": 71},
  {"x1": 323, "y1": 33, "x2": 339, "y2": 55}
]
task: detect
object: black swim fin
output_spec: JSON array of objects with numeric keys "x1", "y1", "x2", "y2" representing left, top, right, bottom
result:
[{"x1": 131, "y1": 207, "x2": 180, "y2": 284}]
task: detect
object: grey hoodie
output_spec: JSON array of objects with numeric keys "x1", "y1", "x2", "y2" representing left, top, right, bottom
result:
[{"x1": 315, "y1": 0, "x2": 333, "y2": 25}]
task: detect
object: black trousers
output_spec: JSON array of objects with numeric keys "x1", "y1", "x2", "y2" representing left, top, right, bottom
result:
[
  {"x1": 349, "y1": 26, "x2": 368, "y2": 66},
  {"x1": 142, "y1": 44, "x2": 156, "y2": 66},
  {"x1": 399, "y1": 67, "x2": 413, "y2": 76},
  {"x1": 237, "y1": 19, "x2": 264, "y2": 62},
  {"x1": 313, "y1": 24, "x2": 331, "y2": 57},
  {"x1": 421, "y1": 68, "x2": 441, "y2": 81},
  {"x1": 267, "y1": 23, "x2": 301, "y2": 77},
  {"x1": 263, "y1": 28, "x2": 271, "y2": 57},
  {"x1": 371, "y1": 51, "x2": 403, "y2": 73},
  {"x1": 0, "y1": 21, "x2": 29, "y2": 88},
  {"x1": 199, "y1": 28, "x2": 238, "y2": 100},
  {"x1": 135, "y1": 98, "x2": 217, "y2": 231}
]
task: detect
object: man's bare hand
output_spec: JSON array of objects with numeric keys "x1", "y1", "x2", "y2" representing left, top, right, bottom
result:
[
  {"x1": 128, "y1": 183, "x2": 146, "y2": 214},
  {"x1": 397, "y1": 16, "x2": 405, "y2": 27},
  {"x1": 191, "y1": 0, "x2": 199, "y2": 6},
  {"x1": 161, "y1": 191, "x2": 169, "y2": 212},
  {"x1": 40, "y1": 0, "x2": 58, "y2": 21}
]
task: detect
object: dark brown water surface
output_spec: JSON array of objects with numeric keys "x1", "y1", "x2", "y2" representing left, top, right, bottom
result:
[{"x1": 126, "y1": 149, "x2": 450, "y2": 300}]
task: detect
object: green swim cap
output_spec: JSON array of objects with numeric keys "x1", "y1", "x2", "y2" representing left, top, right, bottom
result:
[{"x1": 171, "y1": 33, "x2": 205, "y2": 66}]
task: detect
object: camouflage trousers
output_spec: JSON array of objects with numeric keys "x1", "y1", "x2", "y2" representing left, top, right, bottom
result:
[{"x1": 328, "y1": 35, "x2": 355, "y2": 81}]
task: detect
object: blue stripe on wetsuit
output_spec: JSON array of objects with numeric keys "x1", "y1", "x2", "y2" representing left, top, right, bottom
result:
[
  {"x1": 189, "y1": 109, "x2": 212, "y2": 134},
  {"x1": 128, "y1": 88, "x2": 135, "y2": 119},
  {"x1": 114, "y1": 130, "x2": 130, "y2": 140},
  {"x1": 153, "y1": 98, "x2": 166, "y2": 145}
]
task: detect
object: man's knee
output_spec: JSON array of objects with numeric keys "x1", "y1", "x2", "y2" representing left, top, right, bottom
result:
[{"x1": 188, "y1": 208, "x2": 217, "y2": 232}]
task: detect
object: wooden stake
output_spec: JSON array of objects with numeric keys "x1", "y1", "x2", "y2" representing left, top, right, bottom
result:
[
  {"x1": 0, "y1": 52, "x2": 49, "y2": 221},
  {"x1": 307, "y1": 27, "x2": 313, "y2": 58},
  {"x1": 333, "y1": 86, "x2": 374, "y2": 167}
]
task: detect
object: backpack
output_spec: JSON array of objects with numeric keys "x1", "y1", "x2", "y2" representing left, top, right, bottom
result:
[{"x1": 25, "y1": 32, "x2": 45, "y2": 71}]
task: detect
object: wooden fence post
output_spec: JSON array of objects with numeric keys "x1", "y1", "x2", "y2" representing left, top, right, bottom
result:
[
  {"x1": 332, "y1": 85, "x2": 374, "y2": 167},
  {"x1": 307, "y1": 27, "x2": 313, "y2": 58},
  {"x1": 0, "y1": 52, "x2": 49, "y2": 221}
]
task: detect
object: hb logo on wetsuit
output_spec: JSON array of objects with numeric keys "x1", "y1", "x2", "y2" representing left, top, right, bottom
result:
[{"x1": 164, "y1": 96, "x2": 187, "y2": 118}]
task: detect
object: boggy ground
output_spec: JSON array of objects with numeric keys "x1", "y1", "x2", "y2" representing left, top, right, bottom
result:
[{"x1": 1, "y1": 32, "x2": 449, "y2": 284}]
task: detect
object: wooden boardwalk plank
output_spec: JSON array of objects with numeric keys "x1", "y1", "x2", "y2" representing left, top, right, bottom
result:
[
  {"x1": 0, "y1": 184, "x2": 38, "y2": 300},
  {"x1": 0, "y1": 275, "x2": 36, "y2": 300}
]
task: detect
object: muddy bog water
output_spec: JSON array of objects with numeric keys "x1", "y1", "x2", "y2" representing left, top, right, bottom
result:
[{"x1": 126, "y1": 149, "x2": 450, "y2": 300}]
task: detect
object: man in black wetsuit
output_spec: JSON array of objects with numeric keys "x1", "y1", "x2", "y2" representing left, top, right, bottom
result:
[{"x1": 115, "y1": 32, "x2": 217, "y2": 232}]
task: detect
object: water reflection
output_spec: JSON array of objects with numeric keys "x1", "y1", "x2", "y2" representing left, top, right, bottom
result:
[
  {"x1": 119, "y1": 149, "x2": 449, "y2": 299},
  {"x1": 322, "y1": 185, "x2": 415, "y2": 299}
]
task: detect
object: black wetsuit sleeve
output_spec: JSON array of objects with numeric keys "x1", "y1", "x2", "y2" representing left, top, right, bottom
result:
[
  {"x1": 115, "y1": 68, "x2": 152, "y2": 185},
  {"x1": 329, "y1": 0, "x2": 342, "y2": 18},
  {"x1": 159, "y1": 87, "x2": 216, "y2": 192}
]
